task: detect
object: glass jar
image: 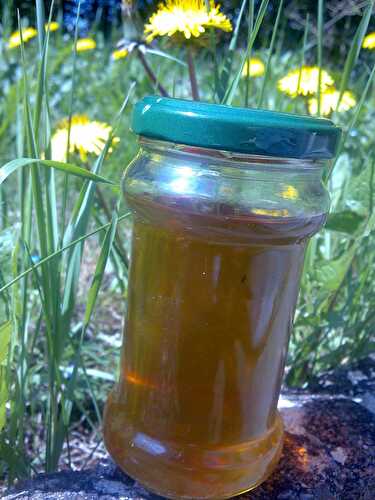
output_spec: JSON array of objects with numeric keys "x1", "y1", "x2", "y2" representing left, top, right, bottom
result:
[{"x1": 103, "y1": 97, "x2": 341, "y2": 499}]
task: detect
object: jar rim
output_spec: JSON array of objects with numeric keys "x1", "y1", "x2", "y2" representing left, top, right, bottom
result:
[{"x1": 132, "y1": 96, "x2": 342, "y2": 160}]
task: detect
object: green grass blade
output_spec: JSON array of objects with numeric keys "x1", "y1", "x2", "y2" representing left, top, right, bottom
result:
[
  {"x1": 0, "y1": 158, "x2": 115, "y2": 185},
  {"x1": 327, "y1": 64, "x2": 375, "y2": 180},
  {"x1": 209, "y1": 27, "x2": 220, "y2": 101},
  {"x1": 336, "y1": 0, "x2": 374, "y2": 110},
  {"x1": 63, "y1": 82, "x2": 135, "y2": 246},
  {"x1": 34, "y1": 0, "x2": 54, "y2": 136},
  {"x1": 244, "y1": 0, "x2": 254, "y2": 107},
  {"x1": 36, "y1": 1, "x2": 60, "y2": 338},
  {"x1": 146, "y1": 48, "x2": 187, "y2": 66},
  {"x1": 296, "y1": 14, "x2": 310, "y2": 98},
  {"x1": 220, "y1": 0, "x2": 247, "y2": 99},
  {"x1": 19, "y1": 9, "x2": 54, "y2": 344},
  {"x1": 0, "y1": 321, "x2": 12, "y2": 366},
  {"x1": 257, "y1": 0, "x2": 284, "y2": 108},
  {"x1": 0, "y1": 85, "x2": 18, "y2": 143},
  {"x1": 18, "y1": 9, "x2": 51, "y2": 257},
  {"x1": 83, "y1": 210, "x2": 119, "y2": 328},
  {"x1": 222, "y1": 0, "x2": 269, "y2": 105},
  {"x1": 36, "y1": 0, "x2": 46, "y2": 54},
  {"x1": 0, "y1": 321, "x2": 12, "y2": 433},
  {"x1": 229, "y1": 0, "x2": 248, "y2": 51},
  {"x1": 55, "y1": 207, "x2": 120, "y2": 463},
  {"x1": 0, "y1": 212, "x2": 130, "y2": 296},
  {"x1": 317, "y1": 0, "x2": 324, "y2": 116},
  {"x1": 61, "y1": 0, "x2": 82, "y2": 232}
]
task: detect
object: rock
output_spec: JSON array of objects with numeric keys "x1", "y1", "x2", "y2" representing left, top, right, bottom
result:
[
  {"x1": 307, "y1": 355, "x2": 375, "y2": 416},
  {"x1": 248, "y1": 397, "x2": 375, "y2": 500},
  {"x1": 5, "y1": 359, "x2": 375, "y2": 500}
]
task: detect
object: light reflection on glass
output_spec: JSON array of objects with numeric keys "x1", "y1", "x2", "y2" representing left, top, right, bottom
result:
[
  {"x1": 169, "y1": 166, "x2": 194, "y2": 193},
  {"x1": 133, "y1": 432, "x2": 167, "y2": 456}
]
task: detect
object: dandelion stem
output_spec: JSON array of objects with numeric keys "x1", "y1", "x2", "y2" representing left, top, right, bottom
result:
[
  {"x1": 187, "y1": 47, "x2": 200, "y2": 101},
  {"x1": 137, "y1": 50, "x2": 170, "y2": 97}
]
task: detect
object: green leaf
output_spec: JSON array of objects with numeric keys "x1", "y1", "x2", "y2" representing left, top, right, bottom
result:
[
  {"x1": 325, "y1": 211, "x2": 366, "y2": 235},
  {"x1": 316, "y1": 245, "x2": 357, "y2": 292},
  {"x1": 0, "y1": 158, "x2": 115, "y2": 186}
]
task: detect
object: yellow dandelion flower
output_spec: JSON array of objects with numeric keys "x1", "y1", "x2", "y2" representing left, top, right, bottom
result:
[
  {"x1": 112, "y1": 48, "x2": 129, "y2": 60},
  {"x1": 280, "y1": 185, "x2": 299, "y2": 200},
  {"x1": 242, "y1": 57, "x2": 265, "y2": 78},
  {"x1": 363, "y1": 32, "x2": 375, "y2": 49},
  {"x1": 45, "y1": 21, "x2": 60, "y2": 32},
  {"x1": 278, "y1": 66, "x2": 334, "y2": 97},
  {"x1": 252, "y1": 208, "x2": 289, "y2": 217},
  {"x1": 76, "y1": 38, "x2": 96, "y2": 52},
  {"x1": 308, "y1": 89, "x2": 356, "y2": 116},
  {"x1": 144, "y1": 0, "x2": 232, "y2": 43},
  {"x1": 8, "y1": 27, "x2": 38, "y2": 49},
  {"x1": 51, "y1": 115, "x2": 119, "y2": 162}
]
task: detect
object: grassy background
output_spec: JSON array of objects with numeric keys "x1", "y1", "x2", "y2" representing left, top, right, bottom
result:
[{"x1": 0, "y1": 0, "x2": 374, "y2": 485}]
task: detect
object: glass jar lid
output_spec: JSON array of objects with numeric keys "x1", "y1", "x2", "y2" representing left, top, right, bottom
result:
[{"x1": 132, "y1": 96, "x2": 341, "y2": 160}]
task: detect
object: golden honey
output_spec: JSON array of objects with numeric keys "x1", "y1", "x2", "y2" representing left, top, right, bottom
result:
[{"x1": 104, "y1": 194, "x2": 325, "y2": 498}]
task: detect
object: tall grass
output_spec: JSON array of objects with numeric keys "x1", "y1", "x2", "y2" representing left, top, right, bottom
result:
[
  {"x1": 0, "y1": 0, "x2": 133, "y2": 481},
  {"x1": 0, "y1": 0, "x2": 374, "y2": 484}
]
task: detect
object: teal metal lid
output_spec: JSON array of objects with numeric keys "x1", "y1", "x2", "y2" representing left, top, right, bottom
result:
[{"x1": 132, "y1": 96, "x2": 341, "y2": 160}]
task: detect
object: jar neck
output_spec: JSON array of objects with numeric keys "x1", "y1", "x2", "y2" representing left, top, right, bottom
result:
[{"x1": 138, "y1": 136, "x2": 325, "y2": 173}]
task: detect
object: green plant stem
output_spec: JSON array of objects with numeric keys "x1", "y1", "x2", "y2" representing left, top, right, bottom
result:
[
  {"x1": 187, "y1": 47, "x2": 200, "y2": 101},
  {"x1": 245, "y1": 0, "x2": 254, "y2": 107},
  {"x1": 137, "y1": 49, "x2": 169, "y2": 97},
  {"x1": 209, "y1": 28, "x2": 220, "y2": 101}
]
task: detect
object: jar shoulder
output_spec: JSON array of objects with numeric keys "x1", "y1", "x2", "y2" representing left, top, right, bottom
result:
[{"x1": 122, "y1": 148, "x2": 330, "y2": 221}]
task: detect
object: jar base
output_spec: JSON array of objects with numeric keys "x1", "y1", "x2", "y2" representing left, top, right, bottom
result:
[{"x1": 103, "y1": 392, "x2": 284, "y2": 499}]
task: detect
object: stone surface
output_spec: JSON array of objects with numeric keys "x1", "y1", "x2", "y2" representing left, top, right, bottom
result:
[
  {"x1": 5, "y1": 359, "x2": 375, "y2": 500},
  {"x1": 307, "y1": 354, "x2": 375, "y2": 416}
]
